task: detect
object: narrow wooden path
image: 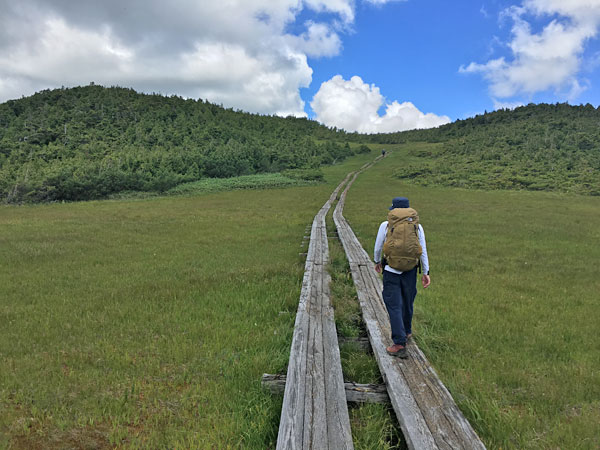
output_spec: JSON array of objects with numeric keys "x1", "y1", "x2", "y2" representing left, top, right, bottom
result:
[
  {"x1": 276, "y1": 155, "x2": 485, "y2": 449},
  {"x1": 333, "y1": 167, "x2": 487, "y2": 449},
  {"x1": 276, "y1": 174, "x2": 355, "y2": 450}
]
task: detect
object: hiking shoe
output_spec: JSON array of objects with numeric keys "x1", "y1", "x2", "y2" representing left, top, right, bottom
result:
[{"x1": 386, "y1": 344, "x2": 408, "y2": 359}]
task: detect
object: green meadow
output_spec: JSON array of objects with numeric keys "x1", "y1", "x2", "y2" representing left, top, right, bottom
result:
[
  {"x1": 2, "y1": 147, "x2": 600, "y2": 449},
  {"x1": 344, "y1": 146, "x2": 600, "y2": 449},
  {"x1": 0, "y1": 152, "x2": 374, "y2": 449}
]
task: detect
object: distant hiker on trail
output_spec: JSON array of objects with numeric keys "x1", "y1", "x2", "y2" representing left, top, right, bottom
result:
[
  {"x1": 374, "y1": 197, "x2": 430, "y2": 359},
  {"x1": 381, "y1": 149, "x2": 386, "y2": 156}
]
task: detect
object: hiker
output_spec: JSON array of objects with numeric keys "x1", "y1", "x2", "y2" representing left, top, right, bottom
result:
[
  {"x1": 381, "y1": 149, "x2": 386, "y2": 156},
  {"x1": 373, "y1": 197, "x2": 430, "y2": 359}
]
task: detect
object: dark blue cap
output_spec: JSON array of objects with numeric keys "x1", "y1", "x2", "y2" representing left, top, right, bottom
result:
[{"x1": 389, "y1": 197, "x2": 409, "y2": 210}]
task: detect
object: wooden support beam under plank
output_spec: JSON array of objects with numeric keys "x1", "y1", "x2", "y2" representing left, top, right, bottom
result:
[
  {"x1": 338, "y1": 336, "x2": 371, "y2": 352},
  {"x1": 262, "y1": 374, "x2": 390, "y2": 404}
]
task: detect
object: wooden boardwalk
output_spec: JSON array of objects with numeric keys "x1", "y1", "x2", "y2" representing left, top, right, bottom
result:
[
  {"x1": 276, "y1": 155, "x2": 485, "y2": 449},
  {"x1": 276, "y1": 174, "x2": 354, "y2": 450},
  {"x1": 333, "y1": 167, "x2": 487, "y2": 449}
]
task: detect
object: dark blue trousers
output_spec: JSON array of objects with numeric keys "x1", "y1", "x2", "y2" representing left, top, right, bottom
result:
[{"x1": 382, "y1": 267, "x2": 418, "y2": 345}]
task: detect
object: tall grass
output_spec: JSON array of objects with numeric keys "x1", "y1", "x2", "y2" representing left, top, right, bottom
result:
[
  {"x1": 0, "y1": 152, "x2": 375, "y2": 449},
  {"x1": 3, "y1": 143, "x2": 599, "y2": 449},
  {"x1": 343, "y1": 145, "x2": 600, "y2": 449}
]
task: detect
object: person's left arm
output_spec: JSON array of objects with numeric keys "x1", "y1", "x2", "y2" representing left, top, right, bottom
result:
[{"x1": 418, "y1": 224, "x2": 431, "y2": 288}]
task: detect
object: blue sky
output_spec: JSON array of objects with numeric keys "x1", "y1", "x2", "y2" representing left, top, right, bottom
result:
[
  {"x1": 302, "y1": 0, "x2": 500, "y2": 120},
  {"x1": 1, "y1": 0, "x2": 600, "y2": 132},
  {"x1": 301, "y1": 0, "x2": 600, "y2": 127}
]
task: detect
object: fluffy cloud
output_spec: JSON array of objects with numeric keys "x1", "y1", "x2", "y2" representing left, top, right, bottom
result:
[
  {"x1": 0, "y1": 0, "x2": 359, "y2": 115},
  {"x1": 311, "y1": 75, "x2": 450, "y2": 133},
  {"x1": 304, "y1": 0, "x2": 355, "y2": 24},
  {"x1": 525, "y1": 0, "x2": 600, "y2": 24},
  {"x1": 287, "y1": 22, "x2": 343, "y2": 58},
  {"x1": 460, "y1": 0, "x2": 600, "y2": 101},
  {"x1": 363, "y1": 0, "x2": 407, "y2": 5}
]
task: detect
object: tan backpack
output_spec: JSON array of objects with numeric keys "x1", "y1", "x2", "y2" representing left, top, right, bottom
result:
[{"x1": 383, "y1": 208, "x2": 422, "y2": 271}]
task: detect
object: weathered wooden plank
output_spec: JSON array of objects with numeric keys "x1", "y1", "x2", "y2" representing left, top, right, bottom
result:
[
  {"x1": 353, "y1": 269, "x2": 440, "y2": 449},
  {"x1": 356, "y1": 254, "x2": 486, "y2": 449},
  {"x1": 361, "y1": 266, "x2": 468, "y2": 450},
  {"x1": 354, "y1": 244, "x2": 371, "y2": 263},
  {"x1": 333, "y1": 158, "x2": 487, "y2": 450},
  {"x1": 276, "y1": 265, "x2": 313, "y2": 449},
  {"x1": 278, "y1": 172, "x2": 355, "y2": 450},
  {"x1": 344, "y1": 236, "x2": 439, "y2": 449},
  {"x1": 304, "y1": 266, "x2": 327, "y2": 447},
  {"x1": 337, "y1": 228, "x2": 361, "y2": 265},
  {"x1": 263, "y1": 374, "x2": 390, "y2": 404},
  {"x1": 322, "y1": 270, "x2": 354, "y2": 449},
  {"x1": 301, "y1": 267, "x2": 318, "y2": 448},
  {"x1": 406, "y1": 346, "x2": 486, "y2": 450},
  {"x1": 345, "y1": 237, "x2": 363, "y2": 265},
  {"x1": 320, "y1": 225, "x2": 327, "y2": 264},
  {"x1": 343, "y1": 381, "x2": 389, "y2": 404},
  {"x1": 313, "y1": 224, "x2": 323, "y2": 267},
  {"x1": 355, "y1": 285, "x2": 437, "y2": 449},
  {"x1": 397, "y1": 356, "x2": 458, "y2": 450},
  {"x1": 306, "y1": 230, "x2": 316, "y2": 265}
]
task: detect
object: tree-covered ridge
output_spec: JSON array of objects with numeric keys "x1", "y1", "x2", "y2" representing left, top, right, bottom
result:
[
  {"x1": 3, "y1": 87, "x2": 598, "y2": 202},
  {"x1": 365, "y1": 103, "x2": 600, "y2": 195},
  {"x1": 0, "y1": 85, "x2": 360, "y2": 203}
]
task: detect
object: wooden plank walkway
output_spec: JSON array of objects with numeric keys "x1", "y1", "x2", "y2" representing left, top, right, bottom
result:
[
  {"x1": 276, "y1": 174, "x2": 354, "y2": 450},
  {"x1": 332, "y1": 165, "x2": 487, "y2": 449}
]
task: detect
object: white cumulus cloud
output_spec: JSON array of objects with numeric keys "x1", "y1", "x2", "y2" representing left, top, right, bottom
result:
[
  {"x1": 0, "y1": 0, "x2": 359, "y2": 116},
  {"x1": 0, "y1": 0, "x2": 448, "y2": 126},
  {"x1": 311, "y1": 75, "x2": 450, "y2": 133},
  {"x1": 460, "y1": 0, "x2": 600, "y2": 101},
  {"x1": 286, "y1": 21, "x2": 343, "y2": 58},
  {"x1": 363, "y1": 0, "x2": 407, "y2": 5},
  {"x1": 304, "y1": 0, "x2": 355, "y2": 24}
]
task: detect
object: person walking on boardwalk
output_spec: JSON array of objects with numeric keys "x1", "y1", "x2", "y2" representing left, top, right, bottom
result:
[{"x1": 374, "y1": 197, "x2": 430, "y2": 359}]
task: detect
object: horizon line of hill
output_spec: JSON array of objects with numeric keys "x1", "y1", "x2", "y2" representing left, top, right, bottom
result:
[{"x1": 1, "y1": 85, "x2": 598, "y2": 202}]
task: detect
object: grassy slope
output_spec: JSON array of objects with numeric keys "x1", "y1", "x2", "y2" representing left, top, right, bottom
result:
[
  {"x1": 344, "y1": 145, "x2": 600, "y2": 449},
  {"x1": 0, "y1": 151, "x2": 374, "y2": 449}
]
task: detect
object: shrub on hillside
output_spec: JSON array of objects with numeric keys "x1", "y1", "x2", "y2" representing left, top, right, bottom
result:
[{"x1": 281, "y1": 168, "x2": 324, "y2": 182}]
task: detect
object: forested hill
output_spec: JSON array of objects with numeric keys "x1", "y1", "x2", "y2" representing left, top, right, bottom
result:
[
  {"x1": 363, "y1": 103, "x2": 600, "y2": 195},
  {"x1": 2, "y1": 87, "x2": 599, "y2": 203},
  {"x1": 0, "y1": 85, "x2": 361, "y2": 203}
]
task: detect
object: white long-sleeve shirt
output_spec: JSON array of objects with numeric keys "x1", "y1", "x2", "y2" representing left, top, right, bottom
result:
[{"x1": 374, "y1": 221, "x2": 429, "y2": 275}]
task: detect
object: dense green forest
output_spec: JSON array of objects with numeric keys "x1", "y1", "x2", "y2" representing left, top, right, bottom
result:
[
  {"x1": 1, "y1": 86, "x2": 599, "y2": 203},
  {"x1": 0, "y1": 85, "x2": 363, "y2": 202},
  {"x1": 360, "y1": 103, "x2": 600, "y2": 195}
]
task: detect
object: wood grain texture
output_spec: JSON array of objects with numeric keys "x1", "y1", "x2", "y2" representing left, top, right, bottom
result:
[
  {"x1": 263, "y1": 374, "x2": 390, "y2": 404},
  {"x1": 276, "y1": 173, "x2": 354, "y2": 450}
]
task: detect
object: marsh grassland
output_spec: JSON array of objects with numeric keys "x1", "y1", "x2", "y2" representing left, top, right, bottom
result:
[
  {"x1": 0, "y1": 153, "x2": 376, "y2": 449},
  {"x1": 344, "y1": 146, "x2": 600, "y2": 449},
  {"x1": 2, "y1": 147, "x2": 599, "y2": 449}
]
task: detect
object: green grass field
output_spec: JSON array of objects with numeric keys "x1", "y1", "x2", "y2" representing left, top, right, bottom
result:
[
  {"x1": 0, "y1": 153, "x2": 375, "y2": 449},
  {"x1": 344, "y1": 147, "x2": 600, "y2": 449},
  {"x1": 2, "y1": 146, "x2": 599, "y2": 449}
]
